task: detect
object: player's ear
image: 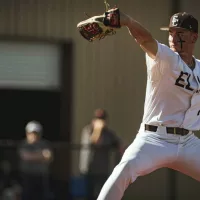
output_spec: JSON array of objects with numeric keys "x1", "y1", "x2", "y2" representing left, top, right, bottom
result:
[{"x1": 192, "y1": 33, "x2": 198, "y2": 43}]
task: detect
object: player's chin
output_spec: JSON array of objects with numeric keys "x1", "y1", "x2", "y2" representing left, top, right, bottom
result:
[{"x1": 170, "y1": 46, "x2": 181, "y2": 53}]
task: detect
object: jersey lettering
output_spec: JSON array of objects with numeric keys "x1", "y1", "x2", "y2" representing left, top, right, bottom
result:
[
  {"x1": 175, "y1": 71, "x2": 194, "y2": 91},
  {"x1": 185, "y1": 74, "x2": 193, "y2": 91}
]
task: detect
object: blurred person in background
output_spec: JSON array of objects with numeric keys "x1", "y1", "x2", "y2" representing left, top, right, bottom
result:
[
  {"x1": 18, "y1": 121, "x2": 53, "y2": 200},
  {"x1": 79, "y1": 108, "x2": 124, "y2": 200}
]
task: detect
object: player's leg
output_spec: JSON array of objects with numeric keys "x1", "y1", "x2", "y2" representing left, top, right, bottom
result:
[
  {"x1": 97, "y1": 131, "x2": 178, "y2": 200},
  {"x1": 172, "y1": 133, "x2": 200, "y2": 181}
]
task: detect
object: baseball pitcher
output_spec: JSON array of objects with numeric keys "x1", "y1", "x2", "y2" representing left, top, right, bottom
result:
[{"x1": 77, "y1": 3, "x2": 200, "y2": 200}]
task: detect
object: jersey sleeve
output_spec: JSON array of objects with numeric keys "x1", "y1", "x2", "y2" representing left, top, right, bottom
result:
[{"x1": 145, "y1": 41, "x2": 179, "y2": 80}]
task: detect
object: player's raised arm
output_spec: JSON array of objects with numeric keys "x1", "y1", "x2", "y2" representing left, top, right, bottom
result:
[
  {"x1": 120, "y1": 12, "x2": 158, "y2": 59},
  {"x1": 77, "y1": 6, "x2": 157, "y2": 58}
]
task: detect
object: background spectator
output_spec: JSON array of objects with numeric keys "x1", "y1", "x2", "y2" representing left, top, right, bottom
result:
[
  {"x1": 79, "y1": 108, "x2": 124, "y2": 200},
  {"x1": 18, "y1": 121, "x2": 53, "y2": 200}
]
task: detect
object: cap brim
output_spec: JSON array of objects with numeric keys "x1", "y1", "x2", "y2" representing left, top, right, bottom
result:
[{"x1": 160, "y1": 26, "x2": 169, "y2": 31}]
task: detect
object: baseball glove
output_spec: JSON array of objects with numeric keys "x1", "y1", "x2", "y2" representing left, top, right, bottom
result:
[{"x1": 77, "y1": 1, "x2": 121, "y2": 42}]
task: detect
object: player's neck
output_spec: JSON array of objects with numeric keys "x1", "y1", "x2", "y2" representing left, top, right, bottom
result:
[
  {"x1": 179, "y1": 45, "x2": 195, "y2": 66},
  {"x1": 179, "y1": 52, "x2": 194, "y2": 68}
]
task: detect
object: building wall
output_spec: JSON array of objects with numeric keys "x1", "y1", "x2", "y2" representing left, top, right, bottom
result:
[{"x1": 0, "y1": 0, "x2": 171, "y2": 143}]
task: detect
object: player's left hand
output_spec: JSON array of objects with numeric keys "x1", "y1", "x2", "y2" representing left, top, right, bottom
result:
[{"x1": 77, "y1": 4, "x2": 121, "y2": 42}]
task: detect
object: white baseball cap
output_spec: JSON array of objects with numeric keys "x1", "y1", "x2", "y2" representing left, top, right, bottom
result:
[{"x1": 25, "y1": 121, "x2": 43, "y2": 134}]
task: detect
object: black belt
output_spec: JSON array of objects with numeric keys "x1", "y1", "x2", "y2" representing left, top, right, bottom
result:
[{"x1": 145, "y1": 124, "x2": 190, "y2": 136}]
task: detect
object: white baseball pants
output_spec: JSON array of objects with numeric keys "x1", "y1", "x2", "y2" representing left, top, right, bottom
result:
[{"x1": 97, "y1": 124, "x2": 200, "y2": 200}]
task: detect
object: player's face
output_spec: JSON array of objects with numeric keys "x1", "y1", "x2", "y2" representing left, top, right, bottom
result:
[{"x1": 168, "y1": 27, "x2": 197, "y2": 53}]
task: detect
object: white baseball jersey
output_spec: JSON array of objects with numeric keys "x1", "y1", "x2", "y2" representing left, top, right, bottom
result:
[{"x1": 142, "y1": 41, "x2": 200, "y2": 130}]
